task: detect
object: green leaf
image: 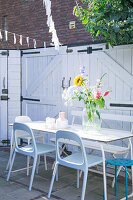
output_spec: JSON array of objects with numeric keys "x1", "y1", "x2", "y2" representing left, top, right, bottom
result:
[
  {"x1": 96, "y1": 110, "x2": 100, "y2": 119},
  {"x1": 96, "y1": 30, "x2": 100, "y2": 36},
  {"x1": 78, "y1": 95, "x2": 82, "y2": 101},
  {"x1": 87, "y1": 111, "x2": 91, "y2": 120},
  {"x1": 73, "y1": 0, "x2": 133, "y2": 46},
  {"x1": 82, "y1": 18, "x2": 89, "y2": 24},
  {"x1": 95, "y1": 98, "x2": 105, "y2": 109}
]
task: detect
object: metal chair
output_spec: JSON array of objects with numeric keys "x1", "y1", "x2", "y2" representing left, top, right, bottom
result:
[
  {"x1": 7, "y1": 122, "x2": 55, "y2": 191},
  {"x1": 7, "y1": 116, "x2": 48, "y2": 175},
  {"x1": 48, "y1": 130, "x2": 103, "y2": 200},
  {"x1": 106, "y1": 158, "x2": 133, "y2": 200}
]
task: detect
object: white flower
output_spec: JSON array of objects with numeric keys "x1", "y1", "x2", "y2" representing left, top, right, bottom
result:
[{"x1": 62, "y1": 86, "x2": 78, "y2": 106}]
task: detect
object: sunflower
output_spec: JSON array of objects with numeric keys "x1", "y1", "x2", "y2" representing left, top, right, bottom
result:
[{"x1": 74, "y1": 75, "x2": 83, "y2": 87}]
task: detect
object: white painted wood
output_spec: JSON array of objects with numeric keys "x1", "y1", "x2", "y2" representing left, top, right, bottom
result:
[
  {"x1": 8, "y1": 50, "x2": 21, "y2": 140},
  {"x1": 21, "y1": 44, "x2": 133, "y2": 149},
  {"x1": 0, "y1": 50, "x2": 8, "y2": 142},
  {"x1": 71, "y1": 110, "x2": 133, "y2": 124},
  {"x1": 17, "y1": 121, "x2": 133, "y2": 143},
  {"x1": 50, "y1": 137, "x2": 129, "y2": 154},
  {"x1": 26, "y1": 55, "x2": 62, "y2": 96},
  {"x1": 101, "y1": 51, "x2": 133, "y2": 88},
  {"x1": 22, "y1": 47, "x2": 67, "y2": 127},
  {"x1": 101, "y1": 113, "x2": 133, "y2": 122}
]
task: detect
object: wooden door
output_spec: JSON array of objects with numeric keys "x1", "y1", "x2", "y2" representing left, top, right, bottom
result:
[
  {"x1": 21, "y1": 47, "x2": 67, "y2": 122},
  {"x1": 66, "y1": 44, "x2": 133, "y2": 129},
  {"x1": 0, "y1": 50, "x2": 8, "y2": 143}
]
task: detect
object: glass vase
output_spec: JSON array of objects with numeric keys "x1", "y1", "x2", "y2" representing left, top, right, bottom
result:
[{"x1": 82, "y1": 108, "x2": 101, "y2": 133}]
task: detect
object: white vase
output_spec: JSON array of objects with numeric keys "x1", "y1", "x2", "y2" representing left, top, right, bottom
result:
[{"x1": 82, "y1": 108, "x2": 101, "y2": 132}]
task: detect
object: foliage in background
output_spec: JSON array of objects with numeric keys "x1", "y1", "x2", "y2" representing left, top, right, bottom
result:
[{"x1": 73, "y1": 0, "x2": 133, "y2": 47}]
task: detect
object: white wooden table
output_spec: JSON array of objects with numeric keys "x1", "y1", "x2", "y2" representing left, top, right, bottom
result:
[{"x1": 8, "y1": 121, "x2": 133, "y2": 200}]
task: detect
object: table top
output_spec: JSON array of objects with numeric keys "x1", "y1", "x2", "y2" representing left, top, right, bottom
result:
[{"x1": 10, "y1": 121, "x2": 133, "y2": 143}]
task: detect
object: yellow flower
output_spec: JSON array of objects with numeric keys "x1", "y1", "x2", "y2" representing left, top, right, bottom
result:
[{"x1": 74, "y1": 75, "x2": 83, "y2": 87}]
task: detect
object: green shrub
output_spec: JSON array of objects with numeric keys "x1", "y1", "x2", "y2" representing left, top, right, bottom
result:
[{"x1": 73, "y1": 0, "x2": 133, "y2": 46}]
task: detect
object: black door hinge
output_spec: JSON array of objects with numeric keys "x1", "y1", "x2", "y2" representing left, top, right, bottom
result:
[
  {"x1": 78, "y1": 47, "x2": 103, "y2": 54},
  {"x1": 21, "y1": 96, "x2": 40, "y2": 102},
  {"x1": 0, "y1": 51, "x2": 9, "y2": 56}
]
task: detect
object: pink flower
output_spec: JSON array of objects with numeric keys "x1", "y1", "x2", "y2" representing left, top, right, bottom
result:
[
  {"x1": 92, "y1": 90, "x2": 101, "y2": 99},
  {"x1": 103, "y1": 90, "x2": 110, "y2": 97}
]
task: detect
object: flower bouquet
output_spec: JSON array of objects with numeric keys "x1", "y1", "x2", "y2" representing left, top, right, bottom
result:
[{"x1": 62, "y1": 66, "x2": 111, "y2": 132}]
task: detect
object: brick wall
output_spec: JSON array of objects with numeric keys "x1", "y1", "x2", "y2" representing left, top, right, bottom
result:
[{"x1": 0, "y1": 0, "x2": 92, "y2": 49}]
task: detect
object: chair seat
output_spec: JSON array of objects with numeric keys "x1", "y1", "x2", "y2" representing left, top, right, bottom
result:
[
  {"x1": 106, "y1": 158, "x2": 133, "y2": 167},
  {"x1": 63, "y1": 152, "x2": 103, "y2": 168},
  {"x1": 20, "y1": 143, "x2": 55, "y2": 155}
]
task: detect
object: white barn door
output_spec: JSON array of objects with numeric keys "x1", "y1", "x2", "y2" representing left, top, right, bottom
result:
[
  {"x1": 21, "y1": 47, "x2": 67, "y2": 122},
  {"x1": 21, "y1": 44, "x2": 133, "y2": 127},
  {"x1": 0, "y1": 50, "x2": 8, "y2": 143},
  {"x1": 66, "y1": 44, "x2": 133, "y2": 127},
  {"x1": 66, "y1": 44, "x2": 105, "y2": 124}
]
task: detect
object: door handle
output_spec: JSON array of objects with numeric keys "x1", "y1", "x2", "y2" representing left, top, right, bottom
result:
[
  {"x1": 69, "y1": 77, "x2": 71, "y2": 87},
  {"x1": 62, "y1": 77, "x2": 65, "y2": 90},
  {"x1": 62, "y1": 77, "x2": 71, "y2": 89}
]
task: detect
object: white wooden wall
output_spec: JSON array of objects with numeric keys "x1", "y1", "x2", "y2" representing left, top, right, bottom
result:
[
  {"x1": 1, "y1": 44, "x2": 132, "y2": 145},
  {"x1": 8, "y1": 50, "x2": 21, "y2": 140},
  {"x1": 20, "y1": 44, "x2": 133, "y2": 149},
  {"x1": 0, "y1": 51, "x2": 8, "y2": 142},
  {"x1": 66, "y1": 44, "x2": 133, "y2": 129}
]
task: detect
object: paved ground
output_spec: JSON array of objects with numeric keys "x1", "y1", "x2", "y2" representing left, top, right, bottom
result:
[{"x1": 0, "y1": 147, "x2": 133, "y2": 200}]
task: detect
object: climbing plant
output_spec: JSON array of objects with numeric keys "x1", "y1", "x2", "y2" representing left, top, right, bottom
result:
[{"x1": 73, "y1": 0, "x2": 133, "y2": 47}]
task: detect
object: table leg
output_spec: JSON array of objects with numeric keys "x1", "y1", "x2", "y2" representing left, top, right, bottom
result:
[{"x1": 100, "y1": 144, "x2": 107, "y2": 200}]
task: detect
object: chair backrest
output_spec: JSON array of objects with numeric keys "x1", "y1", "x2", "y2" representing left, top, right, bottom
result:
[
  {"x1": 15, "y1": 116, "x2": 32, "y2": 138},
  {"x1": 56, "y1": 130, "x2": 88, "y2": 170},
  {"x1": 15, "y1": 116, "x2": 32, "y2": 123},
  {"x1": 13, "y1": 122, "x2": 37, "y2": 155},
  {"x1": 71, "y1": 110, "x2": 133, "y2": 132},
  {"x1": 71, "y1": 110, "x2": 82, "y2": 125},
  {"x1": 101, "y1": 113, "x2": 133, "y2": 123}
]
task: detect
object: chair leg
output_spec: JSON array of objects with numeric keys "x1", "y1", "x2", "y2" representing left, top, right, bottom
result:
[
  {"x1": 125, "y1": 167, "x2": 128, "y2": 200},
  {"x1": 42, "y1": 136, "x2": 47, "y2": 170},
  {"x1": 7, "y1": 151, "x2": 16, "y2": 181},
  {"x1": 77, "y1": 170, "x2": 80, "y2": 188},
  {"x1": 27, "y1": 138, "x2": 30, "y2": 176},
  {"x1": 6, "y1": 130, "x2": 14, "y2": 170},
  {"x1": 38, "y1": 137, "x2": 41, "y2": 167},
  {"x1": 112, "y1": 152, "x2": 129, "y2": 188},
  {"x1": 44, "y1": 154, "x2": 47, "y2": 170},
  {"x1": 36, "y1": 157, "x2": 39, "y2": 174},
  {"x1": 29, "y1": 156, "x2": 37, "y2": 191},
  {"x1": 56, "y1": 164, "x2": 58, "y2": 181},
  {"x1": 115, "y1": 165, "x2": 117, "y2": 196},
  {"x1": 48, "y1": 162, "x2": 59, "y2": 198},
  {"x1": 81, "y1": 170, "x2": 88, "y2": 200}
]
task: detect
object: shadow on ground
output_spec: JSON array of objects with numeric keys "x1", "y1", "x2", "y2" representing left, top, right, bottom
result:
[{"x1": 0, "y1": 147, "x2": 132, "y2": 200}]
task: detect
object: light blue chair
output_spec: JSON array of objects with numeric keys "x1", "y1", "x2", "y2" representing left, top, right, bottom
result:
[
  {"x1": 7, "y1": 122, "x2": 55, "y2": 191},
  {"x1": 48, "y1": 130, "x2": 103, "y2": 200},
  {"x1": 106, "y1": 158, "x2": 133, "y2": 200},
  {"x1": 7, "y1": 116, "x2": 48, "y2": 176}
]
